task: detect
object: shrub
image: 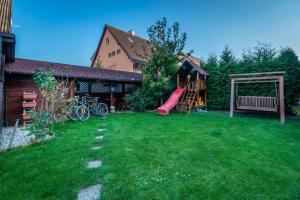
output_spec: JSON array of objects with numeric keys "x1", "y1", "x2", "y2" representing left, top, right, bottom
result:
[
  {"x1": 292, "y1": 106, "x2": 300, "y2": 120},
  {"x1": 125, "y1": 90, "x2": 146, "y2": 112},
  {"x1": 27, "y1": 111, "x2": 53, "y2": 139},
  {"x1": 30, "y1": 68, "x2": 70, "y2": 138}
]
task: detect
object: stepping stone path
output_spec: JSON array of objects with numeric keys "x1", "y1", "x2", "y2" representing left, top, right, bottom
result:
[
  {"x1": 95, "y1": 135, "x2": 104, "y2": 140},
  {"x1": 97, "y1": 128, "x2": 106, "y2": 132},
  {"x1": 87, "y1": 160, "x2": 102, "y2": 169},
  {"x1": 77, "y1": 184, "x2": 101, "y2": 200},
  {"x1": 92, "y1": 145, "x2": 102, "y2": 150}
]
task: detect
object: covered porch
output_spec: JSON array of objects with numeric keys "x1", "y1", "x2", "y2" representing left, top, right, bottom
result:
[
  {"x1": 71, "y1": 79, "x2": 139, "y2": 111},
  {"x1": 4, "y1": 58, "x2": 142, "y2": 125}
]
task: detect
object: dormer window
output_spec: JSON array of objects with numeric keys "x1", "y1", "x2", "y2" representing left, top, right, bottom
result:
[
  {"x1": 106, "y1": 37, "x2": 109, "y2": 45},
  {"x1": 127, "y1": 37, "x2": 134, "y2": 43},
  {"x1": 117, "y1": 49, "x2": 121, "y2": 55}
]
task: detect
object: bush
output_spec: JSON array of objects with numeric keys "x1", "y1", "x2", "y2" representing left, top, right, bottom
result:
[
  {"x1": 125, "y1": 90, "x2": 147, "y2": 112},
  {"x1": 30, "y1": 68, "x2": 70, "y2": 138},
  {"x1": 292, "y1": 106, "x2": 300, "y2": 120},
  {"x1": 27, "y1": 111, "x2": 53, "y2": 139}
]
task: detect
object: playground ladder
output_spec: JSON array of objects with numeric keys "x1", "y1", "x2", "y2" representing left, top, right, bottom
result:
[{"x1": 180, "y1": 85, "x2": 197, "y2": 113}]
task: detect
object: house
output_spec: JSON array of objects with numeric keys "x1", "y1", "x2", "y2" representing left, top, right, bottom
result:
[
  {"x1": 0, "y1": 0, "x2": 142, "y2": 126},
  {"x1": 91, "y1": 25, "x2": 151, "y2": 72},
  {"x1": 91, "y1": 25, "x2": 205, "y2": 73}
]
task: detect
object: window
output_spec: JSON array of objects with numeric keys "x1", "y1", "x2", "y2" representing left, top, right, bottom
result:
[
  {"x1": 111, "y1": 51, "x2": 116, "y2": 56},
  {"x1": 127, "y1": 37, "x2": 134, "y2": 43},
  {"x1": 117, "y1": 49, "x2": 121, "y2": 55},
  {"x1": 108, "y1": 53, "x2": 112, "y2": 58},
  {"x1": 106, "y1": 37, "x2": 109, "y2": 45},
  {"x1": 133, "y1": 63, "x2": 142, "y2": 71},
  {"x1": 75, "y1": 82, "x2": 89, "y2": 94}
]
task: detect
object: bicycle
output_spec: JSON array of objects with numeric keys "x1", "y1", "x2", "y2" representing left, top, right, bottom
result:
[
  {"x1": 77, "y1": 96, "x2": 90, "y2": 121},
  {"x1": 81, "y1": 95, "x2": 108, "y2": 117}
]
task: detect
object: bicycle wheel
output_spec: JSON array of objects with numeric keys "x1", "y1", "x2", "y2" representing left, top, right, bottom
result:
[
  {"x1": 54, "y1": 113, "x2": 64, "y2": 123},
  {"x1": 68, "y1": 106, "x2": 79, "y2": 121},
  {"x1": 77, "y1": 105, "x2": 90, "y2": 121},
  {"x1": 97, "y1": 103, "x2": 109, "y2": 117}
]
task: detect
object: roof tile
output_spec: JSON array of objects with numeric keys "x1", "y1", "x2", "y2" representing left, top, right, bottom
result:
[{"x1": 5, "y1": 58, "x2": 143, "y2": 82}]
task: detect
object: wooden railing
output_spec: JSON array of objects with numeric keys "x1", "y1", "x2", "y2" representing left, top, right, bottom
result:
[{"x1": 237, "y1": 96, "x2": 278, "y2": 112}]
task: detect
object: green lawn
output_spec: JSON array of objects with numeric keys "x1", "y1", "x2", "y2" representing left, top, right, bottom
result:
[{"x1": 1, "y1": 112, "x2": 300, "y2": 199}]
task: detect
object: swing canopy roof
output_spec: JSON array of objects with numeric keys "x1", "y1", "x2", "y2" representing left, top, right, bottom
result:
[{"x1": 229, "y1": 71, "x2": 286, "y2": 84}]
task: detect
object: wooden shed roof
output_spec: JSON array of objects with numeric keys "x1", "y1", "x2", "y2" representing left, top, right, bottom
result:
[
  {"x1": 5, "y1": 58, "x2": 143, "y2": 82},
  {"x1": 0, "y1": 0, "x2": 12, "y2": 33}
]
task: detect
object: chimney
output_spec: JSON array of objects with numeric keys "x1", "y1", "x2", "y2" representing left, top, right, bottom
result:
[{"x1": 128, "y1": 30, "x2": 135, "y2": 36}]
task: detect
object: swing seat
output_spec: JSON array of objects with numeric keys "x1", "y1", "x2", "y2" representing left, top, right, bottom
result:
[{"x1": 236, "y1": 96, "x2": 278, "y2": 112}]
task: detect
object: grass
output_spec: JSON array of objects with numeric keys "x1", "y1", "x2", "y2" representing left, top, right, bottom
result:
[{"x1": 0, "y1": 112, "x2": 300, "y2": 199}]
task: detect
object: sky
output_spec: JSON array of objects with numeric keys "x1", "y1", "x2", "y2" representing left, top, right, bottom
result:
[{"x1": 13, "y1": 0, "x2": 300, "y2": 66}]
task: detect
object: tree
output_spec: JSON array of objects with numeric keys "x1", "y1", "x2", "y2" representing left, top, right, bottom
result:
[
  {"x1": 203, "y1": 43, "x2": 300, "y2": 111},
  {"x1": 252, "y1": 41, "x2": 277, "y2": 62},
  {"x1": 219, "y1": 45, "x2": 236, "y2": 66},
  {"x1": 142, "y1": 17, "x2": 188, "y2": 107},
  {"x1": 276, "y1": 47, "x2": 300, "y2": 106},
  {"x1": 205, "y1": 53, "x2": 218, "y2": 68}
]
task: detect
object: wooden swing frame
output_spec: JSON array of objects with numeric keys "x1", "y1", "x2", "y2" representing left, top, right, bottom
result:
[{"x1": 229, "y1": 71, "x2": 286, "y2": 124}]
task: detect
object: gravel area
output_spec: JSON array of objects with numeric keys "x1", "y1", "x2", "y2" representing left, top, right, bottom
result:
[
  {"x1": 0, "y1": 127, "x2": 54, "y2": 151},
  {"x1": 77, "y1": 184, "x2": 101, "y2": 200},
  {"x1": 0, "y1": 127, "x2": 34, "y2": 150}
]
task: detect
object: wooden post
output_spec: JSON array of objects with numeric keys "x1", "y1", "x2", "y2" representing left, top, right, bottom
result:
[
  {"x1": 230, "y1": 78, "x2": 235, "y2": 117},
  {"x1": 88, "y1": 82, "x2": 92, "y2": 96},
  {"x1": 279, "y1": 76, "x2": 285, "y2": 124},
  {"x1": 177, "y1": 74, "x2": 180, "y2": 88},
  {"x1": 110, "y1": 83, "x2": 113, "y2": 106},
  {"x1": 122, "y1": 83, "x2": 125, "y2": 96},
  {"x1": 69, "y1": 80, "x2": 75, "y2": 97},
  {"x1": 187, "y1": 75, "x2": 191, "y2": 91},
  {"x1": 196, "y1": 73, "x2": 200, "y2": 101}
]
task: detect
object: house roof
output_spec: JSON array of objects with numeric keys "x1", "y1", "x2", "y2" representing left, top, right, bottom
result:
[
  {"x1": 91, "y1": 24, "x2": 208, "y2": 75},
  {"x1": 0, "y1": 0, "x2": 12, "y2": 33},
  {"x1": 5, "y1": 58, "x2": 143, "y2": 83},
  {"x1": 91, "y1": 24, "x2": 152, "y2": 66}
]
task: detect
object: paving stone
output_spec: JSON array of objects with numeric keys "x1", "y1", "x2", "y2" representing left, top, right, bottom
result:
[
  {"x1": 87, "y1": 160, "x2": 102, "y2": 169},
  {"x1": 95, "y1": 136, "x2": 104, "y2": 140},
  {"x1": 77, "y1": 184, "x2": 101, "y2": 200}
]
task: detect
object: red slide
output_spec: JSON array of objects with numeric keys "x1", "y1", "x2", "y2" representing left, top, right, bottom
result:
[{"x1": 157, "y1": 87, "x2": 185, "y2": 115}]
